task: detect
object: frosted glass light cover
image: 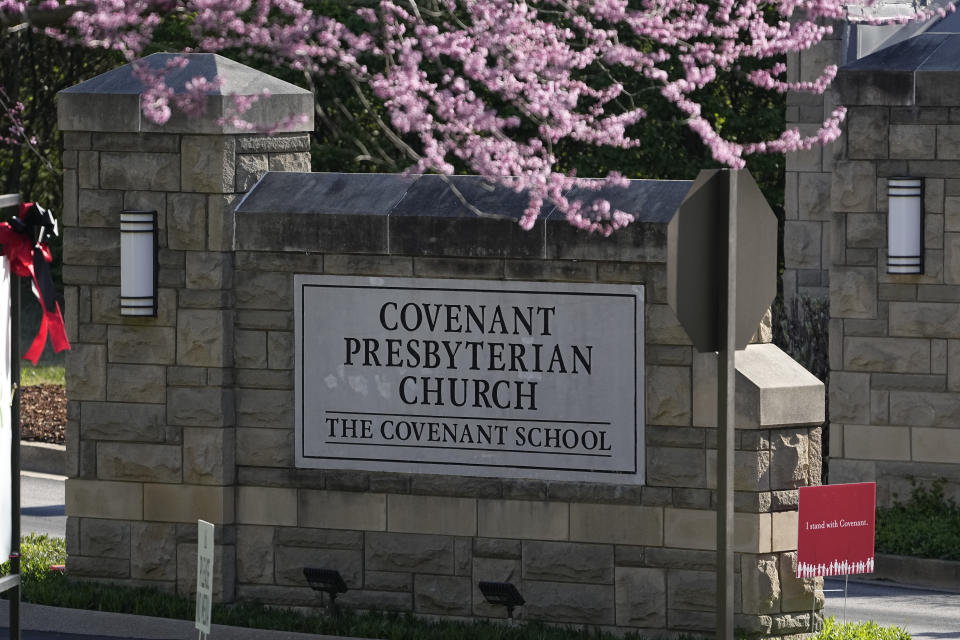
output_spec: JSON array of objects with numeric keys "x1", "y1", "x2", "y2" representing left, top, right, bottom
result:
[
  {"x1": 120, "y1": 210, "x2": 157, "y2": 316},
  {"x1": 887, "y1": 178, "x2": 923, "y2": 274}
]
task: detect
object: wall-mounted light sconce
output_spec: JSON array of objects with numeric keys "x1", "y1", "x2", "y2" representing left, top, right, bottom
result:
[
  {"x1": 120, "y1": 210, "x2": 157, "y2": 316},
  {"x1": 887, "y1": 177, "x2": 924, "y2": 274},
  {"x1": 479, "y1": 581, "x2": 525, "y2": 621}
]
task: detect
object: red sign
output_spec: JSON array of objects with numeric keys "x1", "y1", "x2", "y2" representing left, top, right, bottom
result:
[{"x1": 797, "y1": 482, "x2": 875, "y2": 578}]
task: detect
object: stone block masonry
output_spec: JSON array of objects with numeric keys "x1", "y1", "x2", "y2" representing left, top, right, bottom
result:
[
  {"x1": 782, "y1": 31, "x2": 844, "y2": 303},
  {"x1": 828, "y1": 43, "x2": 960, "y2": 507},
  {"x1": 60, "y1": 54, "x2": 825, "y2": 638}
]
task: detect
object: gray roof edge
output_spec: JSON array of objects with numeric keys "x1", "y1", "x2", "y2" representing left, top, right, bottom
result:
[{"x1": 235, "y1": 172, "x2": 417, "y2": 216}]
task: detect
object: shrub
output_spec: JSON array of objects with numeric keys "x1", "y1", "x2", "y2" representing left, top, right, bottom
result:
[
  {"x1": 875, "y1": 480, "x2": 960, "y2": 560},
  {"x1": 818, "y1": 617, "x2": 910, "y2": 640},
  {"x1": 0, "y1": 533, "x2": 65, "y2": 583}
]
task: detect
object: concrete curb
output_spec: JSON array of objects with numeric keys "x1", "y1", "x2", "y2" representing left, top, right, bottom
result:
[
  {"x1": 20, "y1": 441, "x2": 65, "y2": 476},
  {"x1": 869, "y1": 553, "x2": 960, "y2": 593},
  {"x1": 0, "y1": 600, "x2": 362, "y2": 640}
]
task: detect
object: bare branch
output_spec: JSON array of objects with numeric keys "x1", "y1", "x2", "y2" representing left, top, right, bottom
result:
[{"x1": 436, "y1": 174, "x2": 512, "y2": 221}]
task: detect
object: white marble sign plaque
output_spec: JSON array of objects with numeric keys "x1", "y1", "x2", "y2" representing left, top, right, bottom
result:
[{"x1": 295, "y1": 275, "x2": 645, "y2": 484}]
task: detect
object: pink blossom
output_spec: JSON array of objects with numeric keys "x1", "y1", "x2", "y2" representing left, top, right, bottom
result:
[{"x1": 7, "y1": 0, "x2": 955, "y2": 232}]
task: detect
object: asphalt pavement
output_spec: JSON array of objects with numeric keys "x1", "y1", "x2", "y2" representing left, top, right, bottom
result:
[
  {"x1": 21, "y1": 471, "x2": 65, "y2": 539},
  {"x1": 0, "y1": 632, "x2": 94, "y2": 640},
  {"x1": 0, "y1": 601, "x2": 351, "y2": 640},
  {"x1": 823, "y1": 577, "x2": 960, "y2": 639}
]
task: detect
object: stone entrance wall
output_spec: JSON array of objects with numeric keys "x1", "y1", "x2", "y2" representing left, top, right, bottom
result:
[
  {"x1": 828, "y1": 42, "x2": 960, "y2": 506},
  {"x1": 58, "y1": 55, "x2": 825, "y2": 638}
]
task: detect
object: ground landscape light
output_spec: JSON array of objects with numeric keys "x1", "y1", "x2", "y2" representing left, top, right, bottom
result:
[
  {"x1": 303, "y1": 567, "x2": 348, "y2": 611},
  {"x1": 887, "y1": 177, "x2": 924, "y2": 274},
  {"x1": 478, "y1": 581, "x2": 525, "y2": 620},
  {"x1": 119, "y1": 210, "x2": 158, "y2": 316}
]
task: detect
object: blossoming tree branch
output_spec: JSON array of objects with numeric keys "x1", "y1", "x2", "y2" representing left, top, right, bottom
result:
[{"x1": 1, "y1": 0, "x2": 955, "y2": 233}]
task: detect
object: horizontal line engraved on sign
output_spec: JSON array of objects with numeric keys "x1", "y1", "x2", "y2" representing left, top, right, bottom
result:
[
  {"x1": 324, "y1": 440, "x2": 614, "y2": 458},
  {"x1": 326, "y1": 410, "x2": 610, "y2": 426}
]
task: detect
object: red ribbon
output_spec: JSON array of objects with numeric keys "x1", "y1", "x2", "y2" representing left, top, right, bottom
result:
[{"x1": 0, "y1": 203, "x2": 70, "y2": 365}]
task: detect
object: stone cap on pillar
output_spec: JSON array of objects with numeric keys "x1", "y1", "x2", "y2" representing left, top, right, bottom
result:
[
  {"x1": 735, "y1": 343, "x2": 825, "y2": 428},
  {"x1": 57, "y1": 52, "x2": 313, "y2": 134},
  {"x1": 836, "y1": 10, "x2": 960, "y2": 106}
]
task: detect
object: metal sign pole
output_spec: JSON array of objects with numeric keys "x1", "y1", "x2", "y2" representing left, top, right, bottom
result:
[
  {"x1": 716, "y1": 170, "x2": 738, "y2": 640},
  {"x1": 668, "y1": 169, "x2": 776, "y2": 638}
]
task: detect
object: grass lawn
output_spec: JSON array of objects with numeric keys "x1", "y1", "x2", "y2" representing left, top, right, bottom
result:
[{"x1": 20, "y1": 364, "x2": 64, "y2": 387}]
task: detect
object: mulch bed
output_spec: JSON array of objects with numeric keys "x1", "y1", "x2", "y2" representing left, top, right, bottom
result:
[{"x1": 20, "y1": 384, "x2": 66, "y2": 445}]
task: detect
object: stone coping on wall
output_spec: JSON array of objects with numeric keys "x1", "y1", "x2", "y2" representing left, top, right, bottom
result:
[{"x1": 234, "y1": 172, "x2": 692, "y2": 262}]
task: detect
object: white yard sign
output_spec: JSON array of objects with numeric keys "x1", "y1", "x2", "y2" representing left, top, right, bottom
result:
[
  {"x1": 195, "y1": 519, "x2": 214, "y2": 636},
  {"x1": 0, "y1": 259, "x2": 11, "y2": 560},
  {"x1": 295, "y1": 275, "x2": 645, "y2": 484}
]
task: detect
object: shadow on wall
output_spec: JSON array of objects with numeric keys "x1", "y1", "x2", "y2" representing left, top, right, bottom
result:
[{"x1": 772, "y1": 294, "x2": 829, "y2": 479}]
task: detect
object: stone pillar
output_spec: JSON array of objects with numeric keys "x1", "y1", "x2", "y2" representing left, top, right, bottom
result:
[
  {"x1": 829, "y1": 40, "x2": 960, "y2": 506},
  {"x1": 782, "y1": 32, "x2": 844, "y2": 304},
  {"x1": 691, "y1": 343, "x2": 825, "y2": 635},
  {"x1": 57, "y1": 52, "x2": 312, "y2": 599}
]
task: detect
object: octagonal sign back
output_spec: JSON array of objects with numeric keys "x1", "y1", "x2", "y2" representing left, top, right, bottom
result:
[{"x1": 666, "y1": 169, "x2": 777, "y2": 353}]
